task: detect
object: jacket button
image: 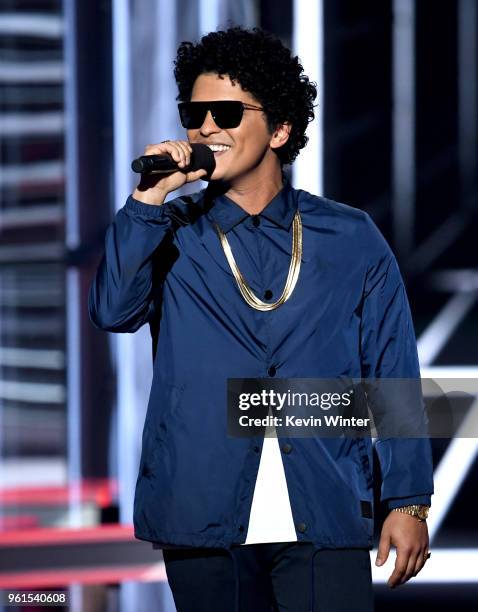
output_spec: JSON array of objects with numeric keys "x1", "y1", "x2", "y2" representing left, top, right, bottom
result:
[
  {"x1": 297, "y1": 522, "x2": 307, "y2": 533},
  {"x1": 282, "y1": 443, "x2": 292, "y2": 454},
  {"x1": 142, "y1": 464, "x2": 152, "y2": 477},
  {"x1": 268, "y1": 365, "x2": 276, "y2": 377},
  {"x1": 253, "y1": 445, "x2": 261, "y2": 453},
  {"x1": 264, "y1": 289, "x2": 273, "y2": 300},
  {"x1": 238, "y1": 525, "x2": 245, "y2": 532},
  {"x1": 252, "y1": 216, "x2": 260, "y2": 227}
]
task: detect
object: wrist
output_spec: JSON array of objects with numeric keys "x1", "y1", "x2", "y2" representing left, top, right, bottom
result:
[{"x1": 132, "y1": 188, "x2": 166, "y2": 206}]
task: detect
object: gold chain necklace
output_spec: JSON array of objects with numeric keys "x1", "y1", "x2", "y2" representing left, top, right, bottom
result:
[{"x1": 212, "y1": 211, "x2": 302, "y2": 311}]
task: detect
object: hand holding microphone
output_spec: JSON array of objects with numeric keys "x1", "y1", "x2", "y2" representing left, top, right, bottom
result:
[{"x1": 132, "y1": 141, "x2": 216, "y2": 206}]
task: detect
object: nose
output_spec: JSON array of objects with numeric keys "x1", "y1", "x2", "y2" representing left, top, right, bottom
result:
[{"x1": 199, "y1": 110, "x2": 221, "y2": 135}]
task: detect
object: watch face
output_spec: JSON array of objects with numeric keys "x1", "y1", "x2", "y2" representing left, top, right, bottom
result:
[{"x1": 418, "y1": 506, "x2": 429, "y2": 520}]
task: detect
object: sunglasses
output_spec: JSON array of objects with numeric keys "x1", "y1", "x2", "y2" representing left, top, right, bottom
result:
[{"x1": 178, "y1": 100, "x2": 264, "y2": 129}]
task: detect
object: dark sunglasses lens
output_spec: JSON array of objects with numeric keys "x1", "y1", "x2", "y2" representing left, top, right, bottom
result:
[
  {"x1": 178, "y1": 101, "x2": 243, "y2": 129},
  {"x1": 211, "y1": 102, "x2": 243, "y2": 128},
  {"x1": 178, "y1": 102, "x2": 207, "y2": 129}
]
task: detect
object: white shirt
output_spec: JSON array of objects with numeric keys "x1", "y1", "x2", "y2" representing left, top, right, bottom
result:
[{"x1": 242, "y1": 423, "x2": 297, "y2": 545}]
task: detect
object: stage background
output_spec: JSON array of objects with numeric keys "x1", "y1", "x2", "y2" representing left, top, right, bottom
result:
[{"x1": 0, "y1": 0, "x2": 477, "y2": 610}]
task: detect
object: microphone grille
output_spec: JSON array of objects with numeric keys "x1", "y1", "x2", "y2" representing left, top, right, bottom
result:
[{"x1": 190, "y1": 143, "x2": 216, "y2": 176}]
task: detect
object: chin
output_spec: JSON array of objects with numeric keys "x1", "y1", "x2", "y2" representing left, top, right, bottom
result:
[
  {"x1": 209, "y1": 157, "x2": 239, "y2": 182},
  {"x1": 208, "y1": 168, "x2": 227, "y2": 182}
]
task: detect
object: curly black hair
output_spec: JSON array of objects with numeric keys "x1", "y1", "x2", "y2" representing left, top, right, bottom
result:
[{"x1": 173, "y1": 25, "x2": 317, "y2": 166}]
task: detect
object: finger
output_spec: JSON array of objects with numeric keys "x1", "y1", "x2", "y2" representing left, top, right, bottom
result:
[
  {"x1": 175, "y1": 141, "x2": 191, "y2": 167},
  {"x1": 166, "y1": 143, "x2": 185, "y2": 165},
  {"x1": 376, "y1": 532, "x2": 391, "y2": 567},
  {"x1": 400, "y1": 550, "x2": 421, "y2": 585},
  {"x1": 144, "y1": 142, "x2": 177, "y2": 155},
  {"x1": 173, "y1": 140, "x2": 193, "y2": 158},
  {"x1": 388, "y1": 550, "x2": 410, "y2": 588},
  {"x1": 179, "y1": 140, "x2": 193, "y2": 155},
  {"x1": 186, "y1": 168, "x2": 208, "y2": 183},
  {"x1": 412, "y1": 551, "x2": 426, "y2": 578},
  {"x1": 412, "y1": 548, "x2": 429, "y2": 577},
  {"x1": 145, "y1": 142, "x2": 184, "y2": 166}
]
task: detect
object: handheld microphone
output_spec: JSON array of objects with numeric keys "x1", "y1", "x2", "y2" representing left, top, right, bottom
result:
[{"x1": 131, "y1": 143, "x2": 216, "y2": 177}]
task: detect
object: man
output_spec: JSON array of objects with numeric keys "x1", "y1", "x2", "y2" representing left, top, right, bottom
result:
[{"x1": 89, "y1": 26, "x2": 434, "y2": 612}]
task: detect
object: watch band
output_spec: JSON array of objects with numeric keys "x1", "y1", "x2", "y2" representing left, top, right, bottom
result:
[{"x1": 393, "y1": 504, "x2": 430, "y2": 521}]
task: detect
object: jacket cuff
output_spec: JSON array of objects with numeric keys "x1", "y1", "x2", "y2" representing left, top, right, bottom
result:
[
  {"x1": 123, "y1": 194, "x2": 170, "y2": 218},
  {"x1": 387, "y1": 494, "x2": 432, "y2": 510}
]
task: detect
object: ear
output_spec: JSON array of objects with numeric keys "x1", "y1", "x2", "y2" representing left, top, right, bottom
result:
[{"x1": 270, "y1": 121, "x2": 292, "y2": 150}]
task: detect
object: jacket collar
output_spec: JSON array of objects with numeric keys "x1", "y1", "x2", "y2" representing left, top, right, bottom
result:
[{"x1": 206, "y1": 177, "x2": 297, "y2": 233}]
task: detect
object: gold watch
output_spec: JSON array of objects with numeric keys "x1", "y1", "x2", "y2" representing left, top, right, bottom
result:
[{"x1": 393, "y1": 504, "x2": 429, "y2": 522}]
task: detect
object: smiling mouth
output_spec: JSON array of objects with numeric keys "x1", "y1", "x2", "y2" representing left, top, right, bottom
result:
[{"x1": 206, "y1": 144, "x2": 232, "y2": 154}]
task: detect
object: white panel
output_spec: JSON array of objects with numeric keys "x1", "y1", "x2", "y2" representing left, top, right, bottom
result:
[
  {"x1": 372, "y1": 549, "x2": 478, "y2": 583},
  {"x1": 292, "y1": 0, "x2": 322, "y2": 196},
  {"x1": 64, "y1": 0, "x2": 82, "y2": 529},
  {"x1": 392, "y1": 0, "x2": 415, "y2": 256},
  {"x1": 199, "y1": 0, "x2": 220, "y2": 36}
]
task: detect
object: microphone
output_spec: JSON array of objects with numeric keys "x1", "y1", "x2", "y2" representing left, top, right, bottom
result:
[{"x1": 131, "y1": 143, "x2": 216, "y2": 177}]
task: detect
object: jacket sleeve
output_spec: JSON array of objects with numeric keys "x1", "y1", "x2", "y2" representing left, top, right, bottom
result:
[
  {"x1": 88, "y1": 195, "x2": 174, "y2": 333},
  {"x1": 360, "y1": 213, "x2": 434, "y2": 509}
]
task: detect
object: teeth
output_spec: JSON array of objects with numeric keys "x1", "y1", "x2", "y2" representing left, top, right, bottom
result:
[{"x1": 207, "y1": 144, "x2": 231, "y2": 152}]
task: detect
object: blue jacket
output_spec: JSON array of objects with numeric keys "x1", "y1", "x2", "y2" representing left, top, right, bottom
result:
[{"x1": 88, "y1": 178, "x2": 434, "y2": 549}]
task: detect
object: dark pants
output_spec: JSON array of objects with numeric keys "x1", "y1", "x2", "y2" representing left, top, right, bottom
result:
[{"x1": 162, "y1": 542, "x2": 374, "y2": 612}]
